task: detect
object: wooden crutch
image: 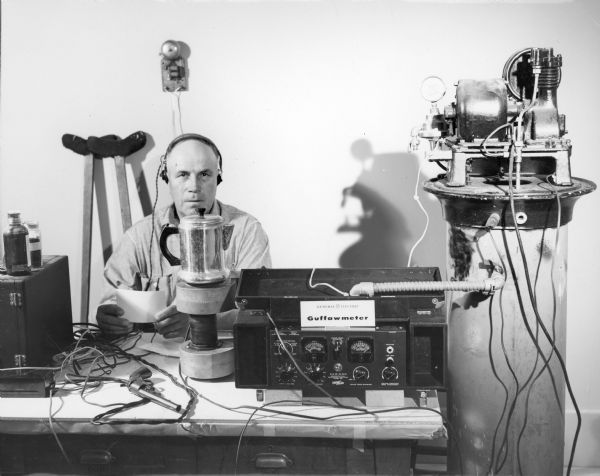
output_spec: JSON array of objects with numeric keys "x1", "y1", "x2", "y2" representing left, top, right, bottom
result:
[{"x1": 61, "y1": 131, "x2": 146, "y2": 322}]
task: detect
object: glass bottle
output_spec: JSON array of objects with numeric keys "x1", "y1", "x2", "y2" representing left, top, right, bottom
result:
[
  {"x1": 25, "y1": 221, "x2": 42, "y2": 269},
  {"x1": 3, "y1": 211, "x2": 31, "y2": 276}
]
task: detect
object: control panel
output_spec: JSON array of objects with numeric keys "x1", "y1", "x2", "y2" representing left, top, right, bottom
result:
[{"x1": 268, "y1": 327, "x2": 407, "y2": 397}]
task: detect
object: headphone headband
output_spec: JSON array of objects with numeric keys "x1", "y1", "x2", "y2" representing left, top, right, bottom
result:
[{"x1": 160, "y1": 133, "x2": 223, "y2": 184}]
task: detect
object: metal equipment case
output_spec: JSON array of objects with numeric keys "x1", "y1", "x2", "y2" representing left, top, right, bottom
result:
[
  {"x1": 233, "y1": 268, "x2": 447, "y2": 399},
  {"x1": 0, "y1": 255, "x2": 73, "y2": 368}
]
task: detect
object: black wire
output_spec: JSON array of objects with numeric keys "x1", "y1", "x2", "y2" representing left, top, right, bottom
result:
[
  {"x1": 492, "y1": 146, "x2": 563, "y2": 474},
  {"x1": 484, "y1": 292, "x2": 510, "y2": 476},
  {"x1": 232, "y1": 399, "x2": 461, "y2": 476},
  {"x1": 144, "y1": 160, "x2": 163, "y2": 291},
  {"x1": 502, "y1": 222, "x2": 548, "y2": 476},
  {"x1": 267, "y1": 312, "x2": 373, "y2": 414},
  {"x1": 494, "y1": 226, "x2": 557, "y2": 474},
  {"x1": 506, "y1": 152, "x2": 580, "y2": 476},
  {"x1": 516, "y1": 194, "x2": 563, "y2": 476},
  {"x1": 479, "y1": 123, "x2": 513, "y2": 160},
  {"x1": 486, "y1": 232, "x2": 522, "y2": 476}
]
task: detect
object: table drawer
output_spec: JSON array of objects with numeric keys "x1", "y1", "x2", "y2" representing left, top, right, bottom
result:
[{"x1": 0, "y1": 434, "x2": 196, "y2": 474}]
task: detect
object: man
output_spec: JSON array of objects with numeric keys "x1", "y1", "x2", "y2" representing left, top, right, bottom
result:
[{"x1": 96, "y1": 133, "x2": 271, "y2": 338}]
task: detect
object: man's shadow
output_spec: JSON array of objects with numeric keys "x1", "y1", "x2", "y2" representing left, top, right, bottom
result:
[{"x1": 338, "y1": 138, "x2": 445, "y2": 270}]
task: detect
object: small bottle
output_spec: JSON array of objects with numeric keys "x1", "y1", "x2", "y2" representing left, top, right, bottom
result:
[
  {"x1": 3, "y1": 211, "x2": 31, "y2": 276},
  {"x1": 25, "y1": 221, "x2": 42, "y2": 269}
]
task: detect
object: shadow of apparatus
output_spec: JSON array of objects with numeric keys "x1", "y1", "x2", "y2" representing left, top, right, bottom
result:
[{"x1": 338, "y1": 138, "x2": 445, "y2": 270}]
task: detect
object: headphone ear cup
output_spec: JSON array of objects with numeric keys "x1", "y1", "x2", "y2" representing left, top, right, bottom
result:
[
  {"x1": 160, "y1": 166, "x2": 169, "y2": 183},
  {"x1": 159, "y1": 156, "x2": 169, "y2": 183}
]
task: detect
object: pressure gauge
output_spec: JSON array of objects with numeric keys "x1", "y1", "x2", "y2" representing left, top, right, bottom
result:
[{"x1": 421, "y1": 76, "x2": 447, "y2": 103}]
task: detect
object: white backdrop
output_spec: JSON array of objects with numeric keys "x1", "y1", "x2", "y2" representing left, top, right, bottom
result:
[{"x1": 1, "y1": 0, "x2": 599, "y2": 465}]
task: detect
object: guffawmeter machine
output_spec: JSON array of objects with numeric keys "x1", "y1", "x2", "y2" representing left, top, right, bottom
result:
[
  {"x1": 233, "y1": 267, "x2": 451, "y2": 406},
  {"x1": 160, "y1": 211, "x2": 234, "y2": 379}
]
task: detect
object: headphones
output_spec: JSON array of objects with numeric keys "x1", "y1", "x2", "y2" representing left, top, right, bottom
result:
[{"x1": 159, "y1": 133, "x2": 223, "y2": 185}]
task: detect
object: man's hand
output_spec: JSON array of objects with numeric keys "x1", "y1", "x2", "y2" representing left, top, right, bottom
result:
[
  {"x1": 96, "y1": 303, "x2": 133, "y2": 335},
  {"x1": 155, "y1": 304, "x2": 188, "y2": 339}
]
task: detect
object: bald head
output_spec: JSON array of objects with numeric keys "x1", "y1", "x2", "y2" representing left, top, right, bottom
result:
[{"x1": 166, "y1": 139, "x2": 221, "y2": 217}]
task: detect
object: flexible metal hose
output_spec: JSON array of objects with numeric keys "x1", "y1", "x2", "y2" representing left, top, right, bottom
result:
[{"x1": 349, "y1": 273, "x2": 505, "y2": 297}]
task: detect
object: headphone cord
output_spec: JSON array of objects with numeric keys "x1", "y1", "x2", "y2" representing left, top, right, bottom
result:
[{"x1": 145, "y1": 161, "x2": 164, "y2": 291}]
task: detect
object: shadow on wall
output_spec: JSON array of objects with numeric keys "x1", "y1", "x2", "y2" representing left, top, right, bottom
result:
[{"x1": 338, "y1": 138, "x2": 445, "y2": 269}]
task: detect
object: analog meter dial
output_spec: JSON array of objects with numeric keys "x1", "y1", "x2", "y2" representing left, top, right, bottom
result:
[
  {"x1": 301, "y1": 337, "x2": 328, "y2": 363},
  {"x1": 347, "y1": 338, "x2": 374, "y2": 363}
]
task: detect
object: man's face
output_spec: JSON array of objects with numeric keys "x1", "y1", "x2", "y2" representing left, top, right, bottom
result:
[{"x1": 166, "y1": 140, "x2": 220, "y2": 217}]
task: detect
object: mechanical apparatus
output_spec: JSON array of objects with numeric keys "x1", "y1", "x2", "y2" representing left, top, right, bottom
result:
[{"x1": 412, "y1": 48, "x2": 595, "y2": 476}]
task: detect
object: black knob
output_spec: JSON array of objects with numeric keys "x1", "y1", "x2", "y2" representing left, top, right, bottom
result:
[
  {"x1": 382, "y1": 366, "x2": 398, "y2": 382},
  {"x1": 307, "y1": 364, "x2": 324, "y2": 383},
  {"x1": 278, "y1": 363, "x2": 296, "y2": 383},
  {"x1": 353, "y1": 366, "x2": 369, "y2": 381}
]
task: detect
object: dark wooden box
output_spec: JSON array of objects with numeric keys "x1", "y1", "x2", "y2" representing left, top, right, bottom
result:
[{"x1": 0, "y1": 255, "x2": 73, "y2": 368}]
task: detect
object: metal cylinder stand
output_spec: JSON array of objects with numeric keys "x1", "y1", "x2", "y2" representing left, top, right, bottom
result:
[
  {"x1": 425, "y1": 175, "x2": 595, "y2": 476},
  {"x1": 175, "y1": 280, "x2": 234, "y2": 380}
]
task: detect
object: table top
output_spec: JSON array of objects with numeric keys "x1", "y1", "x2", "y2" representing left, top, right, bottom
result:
[{"x1": 0, "y1": 333, "x2": 445, "y2": 441}]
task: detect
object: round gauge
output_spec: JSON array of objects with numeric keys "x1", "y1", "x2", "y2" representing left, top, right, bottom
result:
[
  {"x1": 302, "y1": 338, "x2": 327, "y2": 363},
  {"x1": 348, "y1": 338, "x2": 374, "y2": 363},
  {"x1": 304, "y1": 339, "x2": 325, "y2": 354},
  {"x1": 276, "y1": 341, "x2": 294, "y2": 356},
  {"x1": 421, "y1": 76, "x2": 446, "y2": 103},
  {"x1": 350, "y1": 339, "x2": 371, "y2": 353}
]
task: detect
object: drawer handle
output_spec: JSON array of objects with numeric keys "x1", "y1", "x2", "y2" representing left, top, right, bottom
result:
[
  {"x1": 254, "y1": 452, "x2": 293, "y2": 469},
  {"x1": 79, "y1": 449, "x2": 115, "y2": 465}
]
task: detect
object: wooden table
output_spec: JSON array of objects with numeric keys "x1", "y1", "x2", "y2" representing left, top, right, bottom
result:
[{"x1": 0, "y1": 334, "x2": 445, "y2": 475}]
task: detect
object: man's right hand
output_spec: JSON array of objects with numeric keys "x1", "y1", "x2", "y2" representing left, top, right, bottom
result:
[{"x1": 96, "y1": 303, "x2": 133, "y2": 335}]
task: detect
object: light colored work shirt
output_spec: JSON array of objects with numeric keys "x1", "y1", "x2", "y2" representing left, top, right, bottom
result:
[{"x1": 100, "y1": 200, "x2": 271, "y2": 306}]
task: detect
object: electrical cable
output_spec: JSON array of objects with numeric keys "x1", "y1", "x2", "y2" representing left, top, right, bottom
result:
[
  {"x1": 144, "y1": 159, "x2": 164, "y2": 291},
  {"x1": 308, "y1": 268, "x2": 349, "y2": 297},
  {"x1": 170, "y1": 91, "x2": 184, "y2": 137},
  {"x1": 47, "y1": 380, "x2": 72, "y2": 465},
  {"x1": 267, "y1": 312, "x2": 370, "y2": 413},
  {"x1": 494, "y1": 225, "x2": 559, "y2": 474},
  {"x1": 479, "y1": 123, "x2": 513, "y2": 159},
  {"x1": 407, "y1": 160, "x2": 430, "y2": 267},
  {"x1": 516, "y1": 187, "x2": 563, "y2": 475},
  {"x1": 505, "y1": 148, "x2": 580, "y2": 476},
  {"x1": 504, "y1": 221, "x2": 554, "y2": 475},
  {"x1": 487, "y1": 232, "x2": 522, "y2": 476},
  {"x1": 232, "y1": 398, "x2": 460, "y2": 476}
]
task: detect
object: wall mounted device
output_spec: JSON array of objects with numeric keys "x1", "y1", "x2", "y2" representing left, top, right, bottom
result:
[{"x1": 160, "y1": 40, "x2": 188, "y2": 92}]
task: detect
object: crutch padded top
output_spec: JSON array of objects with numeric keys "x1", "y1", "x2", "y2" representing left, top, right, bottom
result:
[
  {"x1": 87, "y1": 131, "x2": 147, "y2": 158},
  {"x1": 62, "y1": 134, "x2": 89, "y2": 156}
]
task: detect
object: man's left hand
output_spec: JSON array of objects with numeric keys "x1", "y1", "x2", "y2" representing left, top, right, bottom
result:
[{"x1": 155, "y1": 304, "x2": 188, "y2": 339}]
